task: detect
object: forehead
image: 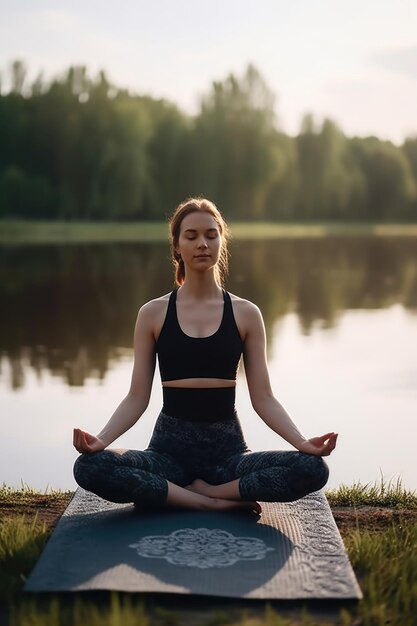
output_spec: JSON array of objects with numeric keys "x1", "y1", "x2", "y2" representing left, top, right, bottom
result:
[{"x1": 180, "y1": 211, "x2": 220, "y2": 233}]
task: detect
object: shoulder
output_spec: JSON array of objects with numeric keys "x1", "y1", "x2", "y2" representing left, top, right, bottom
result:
[
  {"x1": 227, "y1": 292, "x2": 265, "y2": 338},
  {"x1": 228, "y1": 292, "x2": 262, "y2": 317},
  {"x1": 135, "y1": 292, "x2": 173, "y2": 336},
  {"x1": 138, "y1": 292, "x2": 172, "y2": 317}
]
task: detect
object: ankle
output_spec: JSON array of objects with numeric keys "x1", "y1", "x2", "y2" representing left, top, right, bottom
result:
[
  {"x1": 204, "y1": 484, "x2": 217, "y2": 498},
  {"x1": 199, "y1": 496, "x2": 220, "y2": 511}
]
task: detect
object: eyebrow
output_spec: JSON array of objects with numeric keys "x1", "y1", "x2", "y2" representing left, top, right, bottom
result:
[{"x1": 184, "y1": 228, "x2": 218, "y2": 233}]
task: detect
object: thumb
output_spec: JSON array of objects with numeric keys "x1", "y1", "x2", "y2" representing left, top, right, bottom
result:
[{"x1": 318, "y1": 432, "x2": 334, "y2": 443}]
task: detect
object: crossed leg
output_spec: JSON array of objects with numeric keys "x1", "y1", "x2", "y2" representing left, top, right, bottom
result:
[
  {"x1": 186, "y1": 450, "x2": 329, "y2": 503},
  {"x1": 73, "y1": 448, "x2": 261, "y2": 512}
]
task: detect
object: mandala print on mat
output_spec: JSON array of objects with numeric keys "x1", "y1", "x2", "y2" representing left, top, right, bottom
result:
[{"x1": 129, "y1": 528, "x2": 274, "y2": 568}]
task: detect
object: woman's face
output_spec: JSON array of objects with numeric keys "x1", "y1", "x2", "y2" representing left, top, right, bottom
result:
[{"x1": 176, "y1": 211, "x2": 222, "y2": 272}]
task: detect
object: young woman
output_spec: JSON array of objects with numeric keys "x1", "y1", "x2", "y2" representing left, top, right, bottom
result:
[{"x1": 73, "y1": 198, "x2": 337, "y2": 514}]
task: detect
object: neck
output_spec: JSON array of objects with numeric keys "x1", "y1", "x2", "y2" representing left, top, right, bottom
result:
[{"x1": 178, "y1": 273, "x2": 223, "y2": 301}]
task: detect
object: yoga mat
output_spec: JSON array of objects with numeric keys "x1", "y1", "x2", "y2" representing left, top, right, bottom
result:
[{"x1": 25, "y1": 488, "x2": 362, "y2": 599}]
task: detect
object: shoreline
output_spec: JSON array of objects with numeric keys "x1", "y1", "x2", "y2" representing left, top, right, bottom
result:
[{"x1": 2, "y1": 219, "x2": 417, "y2": 244}]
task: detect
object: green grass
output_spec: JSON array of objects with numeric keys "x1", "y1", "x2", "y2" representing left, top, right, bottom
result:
[
  {"x1": 230, "y1": 221, "x2": 417, "y2": 240},
  {"x1": 1, "y1": 219, "x2": 417, "y2": 244},
  {"x1": 325, "y1": 477, "x2": 417, "y2": 509},
  {"x1": 341, "y1": 521, "x2": 417, "y2": 626},
  {"x1": 0, "y1": 483, "x2": 73, "y2": 508},
  {"x1": 10, "y1": 594, "x2": 151, "y2": 626},
  {"x1": 0, "y1": 220, "x2": 168, "y2": 244},
  {"x1": 1, "y1": 480, "x2": 417, "y2": 625},
  {"x1": 0, "y1": 513, "x2": 49, "y2": 604}
]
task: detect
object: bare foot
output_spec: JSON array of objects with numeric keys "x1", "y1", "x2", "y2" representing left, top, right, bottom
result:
[
  {"x1": 209, "y1": 498, "x2": 262, "y2": 515},
  {"x1": 185, "y1": 479, "x2": 262, "y2": 515},
  {"x1": 185, "y1": 479, "x2": 213, "y2": 496}
]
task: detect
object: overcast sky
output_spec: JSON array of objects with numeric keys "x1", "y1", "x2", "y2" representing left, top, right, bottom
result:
[{"x1": 1, "y1": 0, "x2": 416, "y2": 144}]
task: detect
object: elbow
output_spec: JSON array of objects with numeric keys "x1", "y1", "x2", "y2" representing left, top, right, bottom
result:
[
  {"x1": 126, "y1": 390, "x2": 150, "y2": 414},
  {"x1": 251, "y1": 390, "x2": 275, "y2": 415}
]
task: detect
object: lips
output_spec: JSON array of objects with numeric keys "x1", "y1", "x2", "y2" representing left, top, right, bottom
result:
[{"x1": 194, "y1": 255, "x2": 211, "y2": 258}]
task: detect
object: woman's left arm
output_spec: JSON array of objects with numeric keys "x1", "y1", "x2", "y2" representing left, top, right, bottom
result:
[{"x1": 242, "y1": 302, "x2": 337, "y2": 457}]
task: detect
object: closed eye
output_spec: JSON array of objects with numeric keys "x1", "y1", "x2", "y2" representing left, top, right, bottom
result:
[{"x1": 186, "y1": 234, "x2": 218, "y2": 240}]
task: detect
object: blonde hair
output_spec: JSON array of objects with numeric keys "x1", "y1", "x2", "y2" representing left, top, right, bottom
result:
[{"x1": 169, "y1": 197, "x2": 230, "y2": 287}]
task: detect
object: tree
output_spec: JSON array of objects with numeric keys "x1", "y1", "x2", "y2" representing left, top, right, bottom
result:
[
  {"x1": 351, "y1": 138, "x2": 417, "y2": 220},
  {"x1": 193, "y1": 64, "x2": 279, "y2": 219},
  {"x1": 10, "y1": 60, "x2": 27, "y2": 95}
]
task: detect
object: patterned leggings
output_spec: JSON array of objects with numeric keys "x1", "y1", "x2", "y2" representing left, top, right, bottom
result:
[{"x1": 73, "y1": 411, "x2": 329, "y2": 509}]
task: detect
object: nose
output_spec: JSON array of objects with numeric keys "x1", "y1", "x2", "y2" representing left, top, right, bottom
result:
[{"x1": 197, "y1": 236, "x2": 208, "y2": 249}]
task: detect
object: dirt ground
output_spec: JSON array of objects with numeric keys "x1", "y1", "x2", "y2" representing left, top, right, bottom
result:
[
  {"x1": 0, "y1": 493, "x2": 73, "y2": 531},
  {"x1": 2, "y1": 492, "x2": 417, "y2": 536},
  {"x1": 331, "y1": 505, "x2": 417, "y2": 535}
]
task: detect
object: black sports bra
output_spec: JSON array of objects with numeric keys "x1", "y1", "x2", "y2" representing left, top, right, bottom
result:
[{"x1": 156, "y1": 288, "x2": 243, "y2": 382}]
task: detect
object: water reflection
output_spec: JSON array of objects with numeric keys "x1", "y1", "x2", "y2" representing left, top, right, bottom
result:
[{"x1": 1, "y1": 237, "x2": 417, "y2": 389}]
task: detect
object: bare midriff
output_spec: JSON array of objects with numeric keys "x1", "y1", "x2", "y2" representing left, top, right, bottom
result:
[{"x1": 162, "y1": 378, "x2": 236, "y2": 388}]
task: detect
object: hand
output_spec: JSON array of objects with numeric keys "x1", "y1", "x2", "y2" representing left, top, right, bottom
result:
[
  {"x1": 73, "y1": 428, "x2": 106, "y2": 454},
  {"x1": 298, "y1": 432, "x2": 338, "y2": 456}
]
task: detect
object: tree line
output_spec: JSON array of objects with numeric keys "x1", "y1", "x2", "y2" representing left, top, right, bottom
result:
[{"x1": 1, "y1": 60, "x2": 417, "y2": 222}]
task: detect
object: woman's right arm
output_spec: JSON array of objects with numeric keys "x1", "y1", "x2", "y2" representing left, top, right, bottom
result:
[{"x1": 73, "y1": 301, "x2": 157, "y2": 453}]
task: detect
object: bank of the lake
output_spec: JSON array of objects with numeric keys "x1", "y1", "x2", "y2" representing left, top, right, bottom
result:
[
  {"x1": 2, "y1": 219, "x2": 417, "y2": 244},
  {"x1": 1, "y1": 481, "x2": 416, "y2": 626}
]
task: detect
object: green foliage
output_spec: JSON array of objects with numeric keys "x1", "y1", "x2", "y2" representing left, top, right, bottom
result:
[
  {"x1": 0, "y1": 483, "x2": 74, "y2": 506},
  {"x1": 193, "y1": 64, "x2": 279, "y2": 219},
  {"x1": 325, "y1": 476, "x2": 417, "y2": 508},
  {"x1": 342, "y1": 522, "x2": 417, "y2": 626},
  {"x1": 0, "y1": 514, "x2": 49, "y2": 603},
  {"x1": 1, "y1": 60, "x2": 417, "y2": 222},
  {"x1": 10, "y1": 594, "x2": 150, "y2": 626}
]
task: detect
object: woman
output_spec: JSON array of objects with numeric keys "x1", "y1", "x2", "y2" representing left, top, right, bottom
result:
[{"x1": 73, "y1": 197, "x2": 337, "y2": 514}]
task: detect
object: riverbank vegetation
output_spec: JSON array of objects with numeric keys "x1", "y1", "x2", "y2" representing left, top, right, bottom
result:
[
  {"x1": 1, "y1": 479, "x2": 416, "y2": 625},
  {"x1": 325, "y1": 476, "x2": 417, "y2": 508},
  {"x1": 2, "y1": 220, "x2": 417, "y2": 245},
  {"x1": 1, "y1": 61, "x2": 417, "y2": 224}
]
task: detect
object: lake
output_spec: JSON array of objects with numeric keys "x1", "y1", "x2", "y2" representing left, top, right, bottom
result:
[{"x1": 1, "y1": 234, "x2": 416, "y2": 492}]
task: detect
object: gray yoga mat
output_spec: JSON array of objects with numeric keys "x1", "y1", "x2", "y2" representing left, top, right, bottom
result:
[{"x1": 25, "y1": 488, "x2": 362, "y2": 599}]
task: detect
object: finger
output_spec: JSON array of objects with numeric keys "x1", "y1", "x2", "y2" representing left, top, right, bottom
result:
[
  {"x1": 81, "y1": 431, "x2": 90, "y2": 452},
  {"x1": 316, "y1": 433, "x2": 333, "y2": 445},
  {"x1": 322, "y1": 438, "x2": 337, "y2": 455},
  {"x1": 73, "y1": 429, "x2": 80, "y2": 449},
  {"x1": 322, "y1": 432, "x2": 335, "y2": 442},
  {"x1": 254, "y1": 502, "x2": 262, "y2": 514},
  {"x1": 85, "y1": 431, "x2": 94, "y2": 444},
  {"x1": 324, "y1": 437, "x2": 336, "y2": 449},
  {"x1": 321, "y1": 433, "x2": 337, "y2": 448},
  {"x1": 76, "y1": 430, "x2": 83, "y2": 450}
]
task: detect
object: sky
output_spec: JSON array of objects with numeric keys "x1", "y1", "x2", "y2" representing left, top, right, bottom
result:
[{"x1": 0, "y1": 0, "x2": 416, "y2": 144}]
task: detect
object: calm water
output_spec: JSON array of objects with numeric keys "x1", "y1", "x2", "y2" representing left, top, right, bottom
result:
[{"x1": 1, "y1": 236, "x2": 417, "y2": 492}]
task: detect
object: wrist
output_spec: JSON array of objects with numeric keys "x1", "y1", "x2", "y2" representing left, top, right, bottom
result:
[
  {"x1": 295, "y1": 437, "x2": 308, "y2": 451},
  {"x1": 96, "y1": 433, "x2": 110, "y2": 447}
]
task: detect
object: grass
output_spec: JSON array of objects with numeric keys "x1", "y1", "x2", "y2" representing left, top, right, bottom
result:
[
  {"x1": 0, "y1": 513, "x2": 49, "y2": 604},
  {"x1": 9, "y1": 594, "x2": 151, "y2": 626},
  {"x1": 325, "y1": 476, "x2": 417, "y2": 509},
  {"x1": 0, "y1": 483, "x2": 73, "y2": 508},
  {"x1": 342, "y1": 522, "x2": 417, "y2": 626},
  {"x1": 1, "y1": 219, "x2": 417, "y2": 244},
  {"x1": 0, "y1": 220, "x2": 168, "y2": 244},
  {"x1": 1, "y1": 479, "x2": 417, "y2": 625}
]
